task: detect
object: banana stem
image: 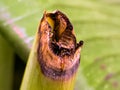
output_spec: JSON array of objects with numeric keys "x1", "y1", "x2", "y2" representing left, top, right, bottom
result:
[{"x1": 20, "y1": 10, "x2": 83, "y2": 90}]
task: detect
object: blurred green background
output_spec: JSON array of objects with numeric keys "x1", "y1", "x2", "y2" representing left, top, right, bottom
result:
[{"x1": 0, "y1": 0, "x2": 120, "y2": 90}]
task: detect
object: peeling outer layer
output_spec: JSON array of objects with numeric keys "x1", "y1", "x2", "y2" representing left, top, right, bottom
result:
[{"x1": 37, "y1": 10, "x2": 83, "y2": 81}]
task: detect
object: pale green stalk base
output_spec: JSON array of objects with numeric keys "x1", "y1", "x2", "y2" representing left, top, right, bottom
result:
[{"x1": 20, "y1": 34, "x2": 77, "y2": 90}]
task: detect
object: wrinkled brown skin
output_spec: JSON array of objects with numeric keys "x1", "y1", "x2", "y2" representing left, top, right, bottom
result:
[{"x1": 37, "y1": 10, "x2": 83, "y2": 81}]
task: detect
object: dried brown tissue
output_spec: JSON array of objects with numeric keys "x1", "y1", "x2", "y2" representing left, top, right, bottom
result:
[{"x1": 37, "y1": 10, "x2": 83, "y2": 81}]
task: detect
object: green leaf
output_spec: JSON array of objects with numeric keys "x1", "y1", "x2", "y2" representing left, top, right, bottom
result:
[
  {"x1": 0, "y1": 0, "x2": 120, "y2": 90},
  {"x1": 0, "y1": 35, "x2": 14, "y2": 90}
]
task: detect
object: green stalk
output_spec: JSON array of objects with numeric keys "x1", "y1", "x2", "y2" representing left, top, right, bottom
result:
[
  {"x1": 20, "y1": 35, "x2": 76, "y2": 90},
  {"x1": 21, "y1": 10, "x2": 83, "y2": 90}
]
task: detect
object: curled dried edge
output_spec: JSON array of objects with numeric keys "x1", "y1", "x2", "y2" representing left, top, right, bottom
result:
[{"x1": 37, "y1": 10, "x2": 83, "y2": 81}]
